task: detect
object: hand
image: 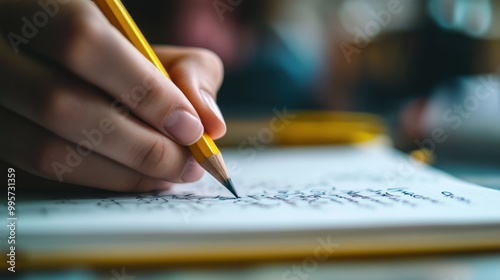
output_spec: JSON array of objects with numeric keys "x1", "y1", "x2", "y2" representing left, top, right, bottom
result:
[{"x1": 0, "y1": 0, "x2": 226, "y2": 192}]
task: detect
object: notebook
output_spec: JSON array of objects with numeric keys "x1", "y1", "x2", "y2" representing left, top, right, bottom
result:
[{"x1": 5, "y1": 145, "x2": 500, "y2": 268}]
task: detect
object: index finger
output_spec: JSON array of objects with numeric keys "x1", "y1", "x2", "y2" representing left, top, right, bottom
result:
[
  {"x1": 154, "y1": 46, "x2": 227, "y2": 140},
  {"x1": 0, "y1": 0, "x2": 204, "y2": 146}
]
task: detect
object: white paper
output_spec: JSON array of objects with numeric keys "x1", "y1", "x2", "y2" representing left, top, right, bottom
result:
[{"x1": 12, "y1": 145, "x2": 500, "y2": 239}]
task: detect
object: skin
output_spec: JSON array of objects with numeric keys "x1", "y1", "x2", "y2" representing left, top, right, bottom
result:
[{"x1": 0, "y1": 0, "x2": 226, "y2": 192}]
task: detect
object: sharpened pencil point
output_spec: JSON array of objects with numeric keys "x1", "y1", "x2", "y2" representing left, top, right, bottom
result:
[{"x1": 224, "y1": 178, "x2": 239, "y2": 198}]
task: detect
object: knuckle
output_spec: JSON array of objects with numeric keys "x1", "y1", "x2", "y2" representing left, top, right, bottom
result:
[
  {"x1": 130, "y1": 76, "x2": 178, "y2": 128},
  {"x1": 193, "y1": 48, "x2": 221, "y2": 64},
  {"x1": 129, "y1": 76, "x2": 162, "y2": 111},
  {"x1": 133, "y1": 137, "x2": 169, "y2": 175},
  {"x1": 169, "y1": 48, "x2": 224, "y2": 93},
  {"x1": 58, "y1": 10, "x2": 106, "y2": 69},
  {"x1": 37, "y1": 87, "x2": 85, "y2": 132},
  {"x1": 193, "y1": 48, "x2": 224, "y2": 75}
]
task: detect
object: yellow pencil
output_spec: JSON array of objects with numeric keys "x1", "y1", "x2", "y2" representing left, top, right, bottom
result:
[{"x1": 94, "y1": 0, "x2": 238, "y2": 198}]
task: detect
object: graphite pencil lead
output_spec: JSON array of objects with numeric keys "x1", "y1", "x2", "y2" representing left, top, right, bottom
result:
[{"x1": 224, "y1": 178, "x2": 239, "y2": 198}]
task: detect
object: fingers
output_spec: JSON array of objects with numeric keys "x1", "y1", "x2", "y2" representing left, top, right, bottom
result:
[
  {"x1": 154, "y1": 46, "x2": 227, "y2": 139},
  {"x1": 0, "y1": 106, "x2": 171, "y2": 192},
  {"x1": 0, "y1": 37, "x2": 204, "y2": 185},
  {"x1": 0, "y1": 0, "x2": 224, "y2": 146},
  {"x1": 0, "y1": 0, "x2": 225, "y2": 191},
  {"x1": 0, "y1": 0, "x2": 227, "y2": 143}
]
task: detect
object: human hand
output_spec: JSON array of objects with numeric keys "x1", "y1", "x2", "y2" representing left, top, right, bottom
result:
[{"x1": 0, "y1": 0, "x2": 226, "y2": 191}]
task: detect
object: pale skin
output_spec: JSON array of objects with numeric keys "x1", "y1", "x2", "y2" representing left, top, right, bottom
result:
[{"x1": 0, "y1": 0, "x2": 226, "y2": 191}]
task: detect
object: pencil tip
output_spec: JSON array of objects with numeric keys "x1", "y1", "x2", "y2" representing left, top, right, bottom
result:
[{"x1": 223, "y1": 178, "x2": 239, "y2": 198}]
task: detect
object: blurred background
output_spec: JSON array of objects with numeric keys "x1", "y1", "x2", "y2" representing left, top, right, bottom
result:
[
  {"x1": 8, "y1": 1, "x2": 500, "y2": 279},
  {"x1": 123, "y1": 0, "x2": 500, "y2": 162}
]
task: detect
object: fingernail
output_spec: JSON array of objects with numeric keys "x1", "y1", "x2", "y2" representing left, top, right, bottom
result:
[
  {"x1": 181, "y1": 157, "x2": 204, "y2": 182},
  {"x1": 201, "y1": 89, "x2": 225, "y2": 123},
  {"x1": 164, "y1": 109, "x2": 203, "y2": 145}
]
